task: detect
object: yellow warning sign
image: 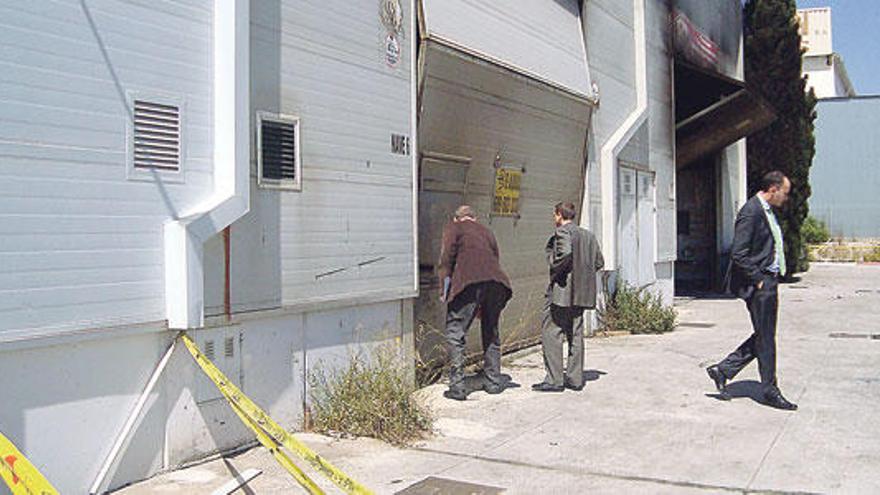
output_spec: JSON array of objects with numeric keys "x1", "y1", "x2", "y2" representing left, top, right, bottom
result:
[
  {"x1": 0, "y1": 432, "x2": 59, "y2": 495},
  {"x1": 181, "y1": 333, "x2": 373, "y2": 495},
  {"x1": 493, "y1": 167, "x2": 522, "y2": 216}
]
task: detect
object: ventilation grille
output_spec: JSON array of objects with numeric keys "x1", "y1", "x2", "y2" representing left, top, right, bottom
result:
[
  {"x1": 133, "y1": 99, "x2": 180, "y2": 171},
  {"x1": 224, "y1": 336, "x2": 235, "y2": 358},
  {"x1": 204, "y1": 340, "x2": 215, "y2": 361},
  {"x1": 258, "y1": 113, "x2": 300, "y2": 189}
]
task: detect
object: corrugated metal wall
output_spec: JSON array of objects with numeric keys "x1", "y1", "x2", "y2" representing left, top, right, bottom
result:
[
  {"x1": 0, "y1": 1, "x2": 214, "y2": 338},
  {"x1": 810, "y1": 97, "x2": 880, "y2": 238},
  {"x1": 416, "y1": 44, "x2": 592, "y2": 372},
  {"x1": 421, "y1": 0, "x2": 592, "y2": 98}
]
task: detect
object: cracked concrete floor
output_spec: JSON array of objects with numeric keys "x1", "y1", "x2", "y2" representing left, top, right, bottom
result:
[{"x1": 116, "y1": 263, "x2": 880, "y2": 494}]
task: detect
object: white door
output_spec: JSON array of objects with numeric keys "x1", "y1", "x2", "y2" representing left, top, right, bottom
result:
[
  {"x1": 637, "y1": 170, "x2": 656, "y2": 286},
  {"x1": 618, "y1": 166, "x2": 656, "y2": 288},
  {"x1": 618, "y1": 168, "x2": 638, "y2": 284}
]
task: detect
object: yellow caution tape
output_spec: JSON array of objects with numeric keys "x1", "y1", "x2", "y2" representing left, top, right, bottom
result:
[
  {"x1": 181, "y1": 333, "x2": 374, "y2": 495},
  {"x1": 228, "y1": 398, "x2": 323, "y2": 494},
  {"x1": 0, "y1": 432, "x2": 59, "y2": 495}
]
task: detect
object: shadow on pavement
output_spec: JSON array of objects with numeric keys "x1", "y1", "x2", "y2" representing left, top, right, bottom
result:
[
  {"x1": 583, "y1": 369, "x2": 607, "y2": 382},
  {"x1": 706, "y1": 379, "x2": 777, "y2": 407},
  {"x1": 462, "y1": 373, "x2": 521, "y2": 394}
]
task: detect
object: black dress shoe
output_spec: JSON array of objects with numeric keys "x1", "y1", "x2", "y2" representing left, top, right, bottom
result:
[
  {"x1": 564, "y1": 380, "x2": 584, "y2": 391},
  {"x1": 443, "y1": 388, "x2": 467, "y2": 401},
  {"x1": 764, "y1": 389, "x2": 797, "y2": 410},
  {"x1": 706, "y1": 365, "x2": 727, "y2": 392},
  {"x1": 531, "y1": 382, "x2": 564, "y2": 392},
  {"x1": 484, "y1": 383, "x2": 504, "y2": 395}
]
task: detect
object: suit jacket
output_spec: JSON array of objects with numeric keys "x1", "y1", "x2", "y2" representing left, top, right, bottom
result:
[
  {"x1": 546, "y1": 222, "x2": 604, "y2": 309},
  {"x1": 724, "y1": 195, "x2": 778, "y2": 300},
  {"x1": 438, "y1": 220, "x2": 512, "y2": 303}
]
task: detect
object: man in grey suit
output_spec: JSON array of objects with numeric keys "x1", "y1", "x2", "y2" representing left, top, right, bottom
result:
[{"x1": 533, "y1": 202, "x2": 604, "y2": 392}]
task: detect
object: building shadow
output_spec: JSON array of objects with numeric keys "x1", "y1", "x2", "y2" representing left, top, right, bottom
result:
[{"x1": 220, "y1": 458, "x2": 257, "y2": 495}]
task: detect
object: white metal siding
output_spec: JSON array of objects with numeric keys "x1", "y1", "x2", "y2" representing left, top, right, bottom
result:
[
  {"x1": 0, "y1": 1, "x2": 214, "y2": 338},
  {"x1": 586, "y1": 0, "x2": 637, "y2": 145},
  {"x1": 646, "y1": 0, "x2": 676, "y2": 264},
  {"x1": 217, "y1": 0, "x2": 415, "y2": 314},
  {"x1": 586, "y1": 0, "x2": 675, "y2": 289},
  {"x1": 422, "y1": 0, "x2": 592, "y2": 98}
]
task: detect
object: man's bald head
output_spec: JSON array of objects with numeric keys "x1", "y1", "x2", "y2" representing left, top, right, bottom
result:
[{"x1": 454, "y1": 205, "x2": 477, "y2": 222}]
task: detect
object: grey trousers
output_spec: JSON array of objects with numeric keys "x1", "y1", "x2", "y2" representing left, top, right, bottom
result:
[
  {"x1": 541, "y1": 302, "x2": 587, "y2": 387},
  {"x1": 445, "y1": 281, "x2": 508, "y2": 391}
]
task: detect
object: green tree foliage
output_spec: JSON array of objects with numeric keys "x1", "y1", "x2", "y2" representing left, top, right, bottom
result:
[
  {"x1": 744, "y1": 0, "x2": 818, "y2": 276},
  {"x1": 802, "y1": 215, "x2": 830, "y2": 243}
]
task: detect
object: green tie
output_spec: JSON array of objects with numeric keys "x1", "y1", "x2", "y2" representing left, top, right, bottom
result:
[{"x1": 767, "y1": 210, "x2": 786, "y2": 276}]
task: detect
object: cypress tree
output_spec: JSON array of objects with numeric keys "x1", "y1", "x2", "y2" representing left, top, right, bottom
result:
[{"x1": 743, "y1": 0, "x2": 818, "y2": 276}]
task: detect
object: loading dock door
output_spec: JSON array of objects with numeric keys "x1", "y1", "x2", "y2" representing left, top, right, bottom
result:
[
  {"x1": 416, "y1": 0, "x2": 594, "y2": 381},
  {"x1": 415, "y1": 45, "x2": 592, "y2": 381}
]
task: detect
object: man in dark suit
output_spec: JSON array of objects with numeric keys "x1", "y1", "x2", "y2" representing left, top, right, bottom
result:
[
  {"x1": 707, "y1": 171, "x2": 797, "y2": 410},
  {"x1": 533, "y1": 202, "x2": 604, "y2": 392},
  {"x1": 438, "y1": 205, "x2": 513, "y2": 401}
]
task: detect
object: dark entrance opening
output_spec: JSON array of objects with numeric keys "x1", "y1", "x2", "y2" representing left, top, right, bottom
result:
[
  {"x1": 673, "y1": 61, "x2": 775, "y2": 295},
  {"x1": 676, "y1": 157, "x2": 719, "y2": 294}
]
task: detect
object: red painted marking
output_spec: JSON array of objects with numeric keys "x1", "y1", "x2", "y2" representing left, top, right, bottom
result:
[{"x1": 4, "y1": 455, "x2": 20, "y2": 484}]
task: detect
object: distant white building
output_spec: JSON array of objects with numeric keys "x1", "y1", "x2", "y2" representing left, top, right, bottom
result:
[{"x1": 797, "y1": 7, "x2": 856, "y2": 98}]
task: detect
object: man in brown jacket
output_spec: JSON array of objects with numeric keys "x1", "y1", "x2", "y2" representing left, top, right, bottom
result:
[{"x1": 438, "y1": 205, "x2": 512, "y2": 400}]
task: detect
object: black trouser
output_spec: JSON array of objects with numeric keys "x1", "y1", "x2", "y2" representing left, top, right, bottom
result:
[
  {"x1": 445, "y1": 281, "x2": 508, "y2": 391},
  {"x1": 718, "y1": 273, "x2": 779, "y2": 392}
]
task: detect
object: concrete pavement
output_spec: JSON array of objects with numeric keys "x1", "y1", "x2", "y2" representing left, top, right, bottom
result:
[{"x1": 116, "y1": 263, "x2": 880, "y2": 494}]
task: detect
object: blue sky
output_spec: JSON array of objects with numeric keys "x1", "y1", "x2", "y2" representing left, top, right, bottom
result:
[{"x1": 796, "y1": 0, "x2": 880, "y2": 95}]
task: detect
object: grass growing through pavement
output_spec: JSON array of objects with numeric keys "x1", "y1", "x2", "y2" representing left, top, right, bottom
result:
[
  {"x1": 309, "y1": 345, "x2": 433, "y2": 446},
  {"x1": 598, "y1": 283, "x2": 677, "y2": 334}
]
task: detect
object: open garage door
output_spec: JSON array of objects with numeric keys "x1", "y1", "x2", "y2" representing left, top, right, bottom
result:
[{"x1": 415, "y1": 0, "x2": 594, "y2": 380}]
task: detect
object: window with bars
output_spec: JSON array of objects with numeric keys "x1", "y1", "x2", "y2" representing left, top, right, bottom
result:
[{"x1": 257, "y1": 112, "x2": 301, "y2": 190}]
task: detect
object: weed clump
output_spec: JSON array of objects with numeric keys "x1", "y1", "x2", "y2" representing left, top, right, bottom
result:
[
  {"x1": 598, "y1": 284, "x2": 677, "y2": 334},
  {"x1": 309, "y1": 346, "x2": 433, "y2": 446}
]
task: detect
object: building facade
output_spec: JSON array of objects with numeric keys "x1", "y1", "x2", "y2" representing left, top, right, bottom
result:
[
  {"x1": 0, "y1": 1, "x2": 763, "y2": 492},
  {"x1": 808, "y1": 96, "x2": 880, "y2": 238},
  {"x1": 0, "y1": 1, "x2": 417, "y2": 492},
  {"x1": 797, "y1": 7, "x2": 856, "y2": 98}
]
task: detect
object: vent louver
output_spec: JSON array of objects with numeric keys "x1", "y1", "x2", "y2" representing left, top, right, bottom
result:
[
  {"x1": 204, "y1": 340, "x2": 215, "y2": 361},
  {"x1": 258, "y1": 113, "x2": 301, "y2": 189},
  {"x1": 224, "y1": 337, "x2": 235, "y2": 358},
  {"x1": 133, "y1": 99, "x2": 180, "y2": 171}
]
